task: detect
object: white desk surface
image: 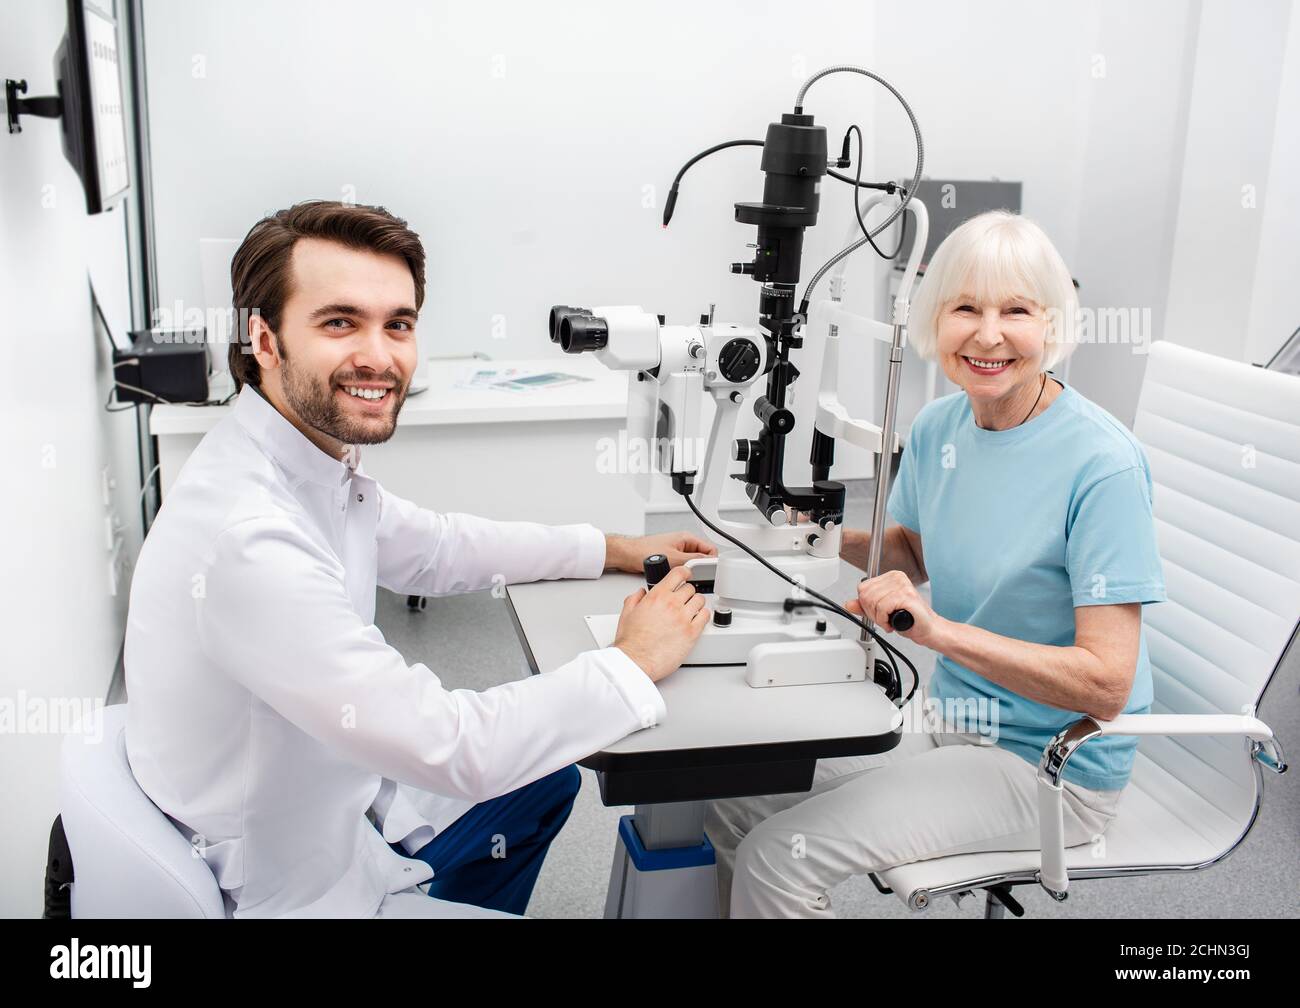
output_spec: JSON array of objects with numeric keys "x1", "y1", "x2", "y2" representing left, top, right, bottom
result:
[
  {"x1": 149, "y1": 356, "x2": 626, "y2": 436},
  {"x1": 506, "y1": 571, "x2": 903, "y2": 761}
]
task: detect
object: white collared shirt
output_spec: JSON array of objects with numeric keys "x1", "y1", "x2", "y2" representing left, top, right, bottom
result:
[{"x1": 124, "y1": 386, "x2": 664, "y2": 918}]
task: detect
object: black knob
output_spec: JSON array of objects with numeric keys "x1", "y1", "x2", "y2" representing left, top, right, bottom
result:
[
  {"x1": 718, "y1": 337, "x2": 760, "y2": 383},
  {"x1": 889, "y1": 609, "x2": 914, "y2": 632},
  {"x1": 754, "y1": 396, "x2": 795, "y2": 433},
  {"x1": 732, "y1": 438, "x2": 750, "y2": 462},
  {"x1": 713, "y1": 607, "x2": 732, "y2": 627},
  {"x1": 643, "y1": 554, "x2": 670, "y2": 588},
  {"x1": 815, "y1": 618, "x2": 827, "y2": 633}
]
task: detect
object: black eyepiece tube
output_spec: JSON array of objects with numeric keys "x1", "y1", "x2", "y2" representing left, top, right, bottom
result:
[
  {"x1": 549, "y1": 305, "x2": 590, "y2": 344},
  {"x1": 558, "y1": 314, "x2": 609, "y2": 354}
]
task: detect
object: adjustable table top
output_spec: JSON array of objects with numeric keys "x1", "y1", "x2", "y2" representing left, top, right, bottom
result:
[{"x1": 506, "y1": 571, "x2": 903, "y2": 805}]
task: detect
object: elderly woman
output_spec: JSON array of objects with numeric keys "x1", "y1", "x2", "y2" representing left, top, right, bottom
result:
[{"x1": 706, "y1": 210, "x2": 1167, "y2": 918}]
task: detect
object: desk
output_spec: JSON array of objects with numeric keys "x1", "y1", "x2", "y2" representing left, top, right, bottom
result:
[
  {"x1": 150, "y1": 356, "x2": 755, "y2": 529},
  {"x1": 149, "y1": 357, "x2": 646, "y2": 532},
  {"x1": 506, "y1": 569, "x2": 903, "y2": 917}
]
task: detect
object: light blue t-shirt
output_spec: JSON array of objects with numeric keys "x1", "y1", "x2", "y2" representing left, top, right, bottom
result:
[{"x1": 887, "y1": 378, "x2": 1166, "y2": 790}]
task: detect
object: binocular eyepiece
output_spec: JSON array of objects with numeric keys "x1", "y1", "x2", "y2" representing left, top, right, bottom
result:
[{"x1": 548, "y1": 305, "x2": 609, "y2": 354}]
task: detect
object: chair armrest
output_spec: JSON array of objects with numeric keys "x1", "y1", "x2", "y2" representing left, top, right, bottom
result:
[
  {"x1": 1035, "y1": 713, "x2": 1287, "y2": 899},
  {"x1": 1096, "y1": 713, "x2": 1277, "y2": 742}
]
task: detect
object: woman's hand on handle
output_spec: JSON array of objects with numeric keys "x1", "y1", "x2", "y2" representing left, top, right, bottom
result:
[{"x1": 847, "y1": 569, "x2": 941, "y2": 646}]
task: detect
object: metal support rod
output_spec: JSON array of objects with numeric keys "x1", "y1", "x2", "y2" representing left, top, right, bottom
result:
[
  {"x1": 632, "y1": 801, "x2": 707, "y2": 850},
  {"x1": 860, "y1": 325, "x2": 907, "y2": 641}
]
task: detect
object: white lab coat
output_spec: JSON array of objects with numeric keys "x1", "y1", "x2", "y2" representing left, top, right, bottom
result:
[{"x1": 124, "y1": 386, "x2": 664, "y2": 918}]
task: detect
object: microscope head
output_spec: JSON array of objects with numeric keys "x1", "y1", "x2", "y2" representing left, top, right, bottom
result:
[{"x1": 549, "y1": 305, "x2": 661, "y2": 371}]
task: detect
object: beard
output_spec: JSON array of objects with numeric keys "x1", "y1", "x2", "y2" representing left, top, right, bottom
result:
[{"x1": 279, "y1": 350, "x2": 407, "y2": 446}]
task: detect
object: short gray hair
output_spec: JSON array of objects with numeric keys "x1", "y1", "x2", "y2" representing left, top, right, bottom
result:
[{"x1": 908, "y1": 210, "x2": 1079, "y2": 370}]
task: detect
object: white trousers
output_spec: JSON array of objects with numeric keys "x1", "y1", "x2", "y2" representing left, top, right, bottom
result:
[{"x1": 707, "y1": 698, "x2": 1124, "y2": 918}]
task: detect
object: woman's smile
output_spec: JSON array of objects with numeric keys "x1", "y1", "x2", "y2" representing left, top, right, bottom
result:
[{"x1": 961, "y1": 355, "x2": 1016, "y2": 376}]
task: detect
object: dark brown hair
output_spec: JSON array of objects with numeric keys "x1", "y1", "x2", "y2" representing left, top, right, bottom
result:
[{"x1": 227, "y1": 200, "x2": 426, "y2": 389}]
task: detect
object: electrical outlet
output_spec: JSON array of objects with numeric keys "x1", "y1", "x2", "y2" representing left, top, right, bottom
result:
[
  {"x1": 101, "y1": 467, "x2": 117, "y2": 507},
  {"x1": 104, "y1": 509, "x2": 124, "y2": 551},
  {"x1": 107, "y1": 535, "x2": 125, "y2": 597}
]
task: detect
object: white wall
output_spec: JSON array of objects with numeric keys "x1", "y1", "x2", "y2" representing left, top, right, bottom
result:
[
  {"x1": 143, "y1": 0, "x2": 1300, "y2": 445},
  {"x1": 145, "y1": 0, "x2": 878, "y2": 340},
  {"x1": 0, "y1": 1, "x2": 145, "y2": 916},
  {"x1": 143, "y1": 0, "x2": 889, "y2": 483},
  {"x1": 1245, "y1": 2, "x2": 1300, "y2": 366},
  {"x1": 1063, "y1": 0, "x2": 1201, "y2": 424},
  {"x1": 869, "y1": 0, "x2": 1092, "y2": 427},
  {"x1": 868, "y1": 0, "x2": 1205, "y2": 427},
  {"x1": 1165, "y1": 0, "x2": 1294, "y2": 366}
]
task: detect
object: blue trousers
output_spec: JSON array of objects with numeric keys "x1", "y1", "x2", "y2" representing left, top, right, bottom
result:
[{"x1": 390, "y1": 764, "x2": 581, "y2": 916}]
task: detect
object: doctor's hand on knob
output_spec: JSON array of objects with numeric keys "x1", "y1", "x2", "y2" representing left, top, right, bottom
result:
[
  {"x1": 604, "y1": 531, "x2": 717, "y2": 573},
  {"x1": 847, "y1": 569, "x2": 939, "y2": 646},
  {"x1": 613, "y1": 566, "x2": 711, "y2": 683}
]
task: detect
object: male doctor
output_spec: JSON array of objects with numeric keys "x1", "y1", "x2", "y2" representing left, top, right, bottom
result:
[{"x1": 125, "y1": 200, "x2": 714, "y2": 918}]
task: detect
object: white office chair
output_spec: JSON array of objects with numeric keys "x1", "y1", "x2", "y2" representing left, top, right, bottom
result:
[
  {"x1": 60, "y1": 703, "x2": 227, "y2": 918},
  {"x1": 58, "y1": 704, "x2": 512, "y2": 919},
  {"x1": 876, "y1": 339, "x2": 1295, "y2": 917}
]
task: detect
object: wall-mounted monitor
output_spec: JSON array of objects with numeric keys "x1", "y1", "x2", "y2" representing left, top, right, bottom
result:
[
  {"x1": 8, "y1": 0, "x2": 131, "y2": 213},
  {"x1": 891, "y1": 179, "x2": 1022, "y2": 274},
  {"x1": 57, "y1": 0, "x2": 130, "y2": 213}
]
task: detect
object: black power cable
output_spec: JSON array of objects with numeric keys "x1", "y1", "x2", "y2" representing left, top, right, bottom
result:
[
  {"x1": 846, "y1": 125, "x2": 908, "y2": 262},
  {"x1": 796, "y1": 66, "x2": 926, "y2": 315}
]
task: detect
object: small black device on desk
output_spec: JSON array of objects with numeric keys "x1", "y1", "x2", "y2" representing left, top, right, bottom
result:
[
  {"x1": 644, "y1": 553, "x2": 913, "y2": 631},
  {"x1": 112, "y1": 328, "x2": 209, "y2": 404},
  {"x1": 643, "y1": 553, "x2": 717, "y2": 596}
]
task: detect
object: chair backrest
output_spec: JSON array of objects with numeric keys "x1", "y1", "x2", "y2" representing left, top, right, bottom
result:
[
  {"x1": 60, "y1": 703, "x2": 227, "y2": 918},
  {"x1": 1131, "y1": 340, "x2": 1300, "y2": 826}
]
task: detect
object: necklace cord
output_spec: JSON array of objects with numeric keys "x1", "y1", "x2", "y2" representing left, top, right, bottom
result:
[{"x1": 1017, "y1": 372, "x2": 1048, "y2": 427}]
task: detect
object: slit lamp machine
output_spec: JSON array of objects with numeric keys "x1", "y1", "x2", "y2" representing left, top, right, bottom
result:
[{"x1": 550, "y1": 66, "x2": 930, "y2": 704}]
